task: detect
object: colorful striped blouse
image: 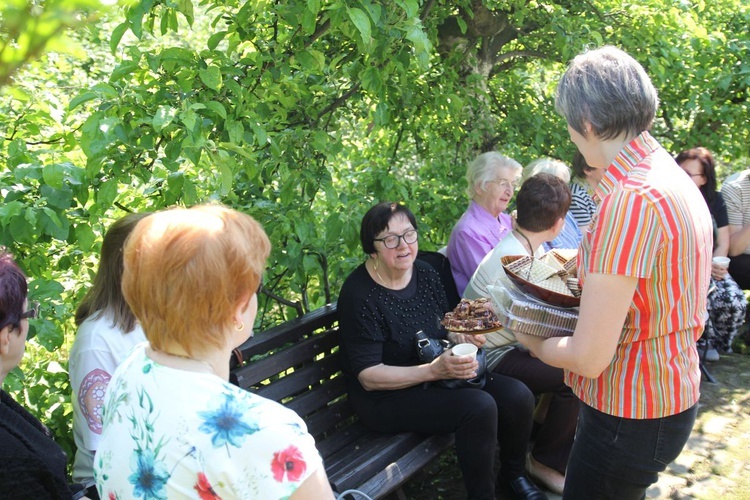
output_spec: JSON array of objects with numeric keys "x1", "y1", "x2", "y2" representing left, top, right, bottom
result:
[{"x1": 566, "y1": 132, "x2": 713, "y2": 419}]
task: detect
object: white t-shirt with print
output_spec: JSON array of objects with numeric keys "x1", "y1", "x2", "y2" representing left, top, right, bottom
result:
[{"x1": 69, "y1": 312, "x2": 147, "y2": 486}]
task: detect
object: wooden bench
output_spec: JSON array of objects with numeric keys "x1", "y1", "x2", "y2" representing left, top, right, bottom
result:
[{"x1": 228, "y1": 302, "x2": 455, "y2": 499}]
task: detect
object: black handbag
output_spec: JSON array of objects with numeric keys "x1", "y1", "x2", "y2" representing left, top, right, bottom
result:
[{"x1": 415, "y1": 330, "x2": 487, "y2": 389}]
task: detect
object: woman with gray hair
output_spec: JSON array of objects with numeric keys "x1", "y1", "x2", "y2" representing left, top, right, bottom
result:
[
  {"x1": 447, "y1": 152, "x2": 522, "y2": 295},
  {"x1": 514, "y1": 46, "x2": 713, "y2": 498}
]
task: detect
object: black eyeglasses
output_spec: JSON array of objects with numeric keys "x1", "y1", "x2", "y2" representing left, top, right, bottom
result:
[
  {"x1": 20, "y1": 301, "x2": 39, "y2": 320},
  {"x1": 374, "y1": 229, "x2": 419, "y2": 249}
]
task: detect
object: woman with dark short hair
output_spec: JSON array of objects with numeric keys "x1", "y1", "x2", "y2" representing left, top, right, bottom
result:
[
  {"x1": 676, "y1": 147, "x2": 746, "y2": 360},
  {"x1": 515, "y1": 46, "x2": 713, "y2": 498},
  {"x1": 339, "y1": 201, "x2": 546, "y2": 500}
]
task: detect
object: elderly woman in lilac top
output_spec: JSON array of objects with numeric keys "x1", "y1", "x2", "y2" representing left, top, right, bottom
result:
[{"x1": 447, "y1": 152, "x2": 522, "y2": 295}]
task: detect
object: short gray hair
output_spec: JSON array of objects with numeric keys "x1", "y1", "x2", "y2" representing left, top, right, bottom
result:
[
  {"x1": 523, "y1": 158, "x2": 571, "y2": 184},
  {"x1": 556, "y1": 46, "x2": 658, "y2": 140},
  {"x1": 465, "y1": 152, "x2": 522, "y2": 198}
]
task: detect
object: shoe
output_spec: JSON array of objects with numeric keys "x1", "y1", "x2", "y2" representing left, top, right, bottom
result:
[
  {"x1": 526, "y1": 454, "x2": 565, "y2": 495},
  {"x1": 499, "y1": 474, "x2": 548, "y2": 500},
  {"x1": 705, "y1": 348, "x2": 720, "y2": 362}
]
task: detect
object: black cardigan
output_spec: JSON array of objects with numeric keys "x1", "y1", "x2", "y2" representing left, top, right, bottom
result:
[{"x1": 0, "y1": 390, "x2": 72, "y2": 499}]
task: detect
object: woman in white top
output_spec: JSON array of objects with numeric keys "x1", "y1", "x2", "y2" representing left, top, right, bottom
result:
[{"x1": 69, "y1": 213, "x2": 150, "y2": 493}]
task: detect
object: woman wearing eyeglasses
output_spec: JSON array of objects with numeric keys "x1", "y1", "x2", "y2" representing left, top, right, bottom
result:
[
  {"x1": 447, "y1": 152, "x2": 523, "y2": 296},
  {"x1": 0, "y1": 250, "x2": 77, "y2": 498},
  {"x1": 338, "y1": 202, "x2": 546, "y2": 500},
  {"x1": 676, "y1": 147, "x2": 746, "y2": 361}
]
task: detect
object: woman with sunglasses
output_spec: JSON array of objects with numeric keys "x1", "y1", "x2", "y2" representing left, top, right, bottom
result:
[
  {"x1": 339, "y1": 202, "x2": 545, "y2": 500},
  {"x1": 0, "y1": 250, "x2": 80, "y2": 498}
]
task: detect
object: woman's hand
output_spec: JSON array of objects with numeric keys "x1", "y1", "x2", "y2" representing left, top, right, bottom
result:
[
  {"x1": 430, "y1": 349, "x2": 479, "y2": 380},
  {"x1": 447, "y1": 332, "x2": 487, "y2": 347},
  {"x1": 711, "y1": 262, "x2": 728, "y2": 281}
]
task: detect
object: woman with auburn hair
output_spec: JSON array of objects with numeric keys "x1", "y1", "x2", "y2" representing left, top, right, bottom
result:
[
  {"x1": 515, "y1": 46, "x2": 713, "y2": 498},
  {"x1": 94, "y1": 204, "x2": 333, "y2": 500},
  {"x1": 70, "y1": 212, "x2": 149, "y2": 493},
  {"x1": 676, "y1": 147, "x2": 746, "y2": 360}
]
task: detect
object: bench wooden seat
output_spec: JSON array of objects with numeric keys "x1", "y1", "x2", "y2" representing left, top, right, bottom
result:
[{"x1": 229, "y1": 303, "x2": 455, "y2": 498}]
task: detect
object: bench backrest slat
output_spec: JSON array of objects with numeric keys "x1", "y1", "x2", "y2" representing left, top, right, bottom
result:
[{"x1": 233, "y1": 320, "x2": 339, "y2": 391}]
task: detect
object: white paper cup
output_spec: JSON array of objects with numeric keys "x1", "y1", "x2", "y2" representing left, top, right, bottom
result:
[
  {"x1": 452, "y1": 343, "x2": 478, "y2": 360},
  {"x1": 713, "y1": 256, "x2": 730, "y2": 269}
]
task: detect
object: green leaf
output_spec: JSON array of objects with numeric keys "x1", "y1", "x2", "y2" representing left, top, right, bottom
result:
[
  {"x1": 69, "y1": 92, "x2": 98, "y2": 111},
  {"x1": 42, "y1": 164, "x2": 65, "y2": 189},
  {"x1": 97, "y1": 179, "x2": 118, "y2": 206},
  {"x1": 40, "y1": 185, "x2": 73, "y2": 210},
  {"x1": 153, "y1": 106, "x2": 177, "y2": 132},
  {"x1": 207, "y1": 31, "x2": 228, "y2": 50},
  {"x1": 347, "y1": 7, "x2": 371, "y2": 47},
  {"x1": 110, "y1": 22, "x2": 130, "y2": 53},
  {"x1": 360, "y1": 66, "x2": 383, "y2": 94},
  {"x1": 204, "y1": 101, "x2": 227, "y2": 119},
  {"x1": 0, "y1": 201, "x2": 24, "y2": 224},
  {"x1": 199, "y1": 65, "x2": 223, "y2": 91},
  {"x1": 226, "y1": 120, "x2": 244, "y2": 144},
  {"x1": 109, "y1": 61, "x2": 139, "y2": 82},
  {"x1": 74, "y1": 224, "x2": 97, "y2": 252}
]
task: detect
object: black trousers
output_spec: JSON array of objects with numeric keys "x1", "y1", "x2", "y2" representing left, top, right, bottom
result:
[
  {"x1": 350, "y1": 373, "x2": 535, "y2": 500},
  {"x1": 729, "y1": 253, "x2": 750, "y2": 290},
  {"x1": 564, "y1": 403, "x2": 698, "y2": 500},
  {"x1": 494, "y1": 347, "x2": 579, "y2": 474}
]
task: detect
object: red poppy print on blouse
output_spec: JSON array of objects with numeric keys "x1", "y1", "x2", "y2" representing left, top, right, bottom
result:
[{"x1": 271, "y1": 445, "x2": 307, "y2": 482}]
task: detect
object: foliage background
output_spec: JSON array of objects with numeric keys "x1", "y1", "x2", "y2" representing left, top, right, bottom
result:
[{"x1": 1, "y1": 0, "x2": 749, "y2": 465}]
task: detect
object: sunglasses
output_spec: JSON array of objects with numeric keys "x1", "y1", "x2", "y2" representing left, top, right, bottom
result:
[{"x1": 20, "y1": 301, "x2": 39, "y2": 320}]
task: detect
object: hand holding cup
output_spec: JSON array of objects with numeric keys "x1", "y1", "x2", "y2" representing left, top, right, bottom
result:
[{"x1": 712, "y1": 256, "x2": 730, "y2": 280}]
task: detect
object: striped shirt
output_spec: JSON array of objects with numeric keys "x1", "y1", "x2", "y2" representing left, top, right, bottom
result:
[
  {"x1": 569, "y1": 179, "x2": 597, "y2": 228},
  {"x1": 566, "y1": 132, "x2": 713, "y2": 419},
  {"x1": 720, "y1": 170, "x2": 750, "y2": 254}
]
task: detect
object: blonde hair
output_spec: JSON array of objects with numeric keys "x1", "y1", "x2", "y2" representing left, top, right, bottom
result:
[{"x1": 122, "y1": 204, "x2": 270, "y2": 354}]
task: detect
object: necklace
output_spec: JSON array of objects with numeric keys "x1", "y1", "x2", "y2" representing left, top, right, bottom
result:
[
  {"x1": 514, "y1": 228, "x2": 535, "y2": 256},
  {"x1": 514, "y1": 228, "x2": 536, "y2": 281},
  {"x1": 371, "y1": 258, "x2": 389, "y2": 287},
  {"x1": 156, "y1": 349, "x2": 218, "y2": 376}
]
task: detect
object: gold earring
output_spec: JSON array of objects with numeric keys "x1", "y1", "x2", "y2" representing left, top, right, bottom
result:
[
  {"x1": 235, "y1": 322, "x2": 245, "y2": 331},
  {"x1": 373, "y1": 258, "x2": 379, "y2": 271}
]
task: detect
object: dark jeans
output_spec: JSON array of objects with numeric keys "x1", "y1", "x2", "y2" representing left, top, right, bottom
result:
[
  {"x1": 494, "y1": 347, "x2": 579, "y2": 474},
  {"x1": 350, "y1": 372, "x2": 535, "y2": 500},
  {"x1": 729, "y1": 253, "x2": 750, "y2": 291},
  {"x1": 564, "y1": 402, "x2": 698, "y2": 500}
]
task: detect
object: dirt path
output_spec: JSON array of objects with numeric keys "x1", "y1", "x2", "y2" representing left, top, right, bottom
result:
[{"x1": 395, "y1": 353, "x2": 750, "y2": 500}]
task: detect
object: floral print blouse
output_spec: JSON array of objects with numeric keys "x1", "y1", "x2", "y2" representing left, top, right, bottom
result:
[{"x1": 94, "y1": 344, "x2": 323, "y2": 499}]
